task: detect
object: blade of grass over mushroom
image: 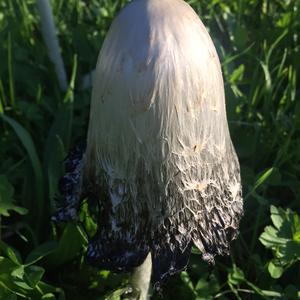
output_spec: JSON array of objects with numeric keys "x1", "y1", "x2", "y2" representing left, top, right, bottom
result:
[
  {"x1": 44, "y1": 55, "x2": 77, "y2": 205},
  {"x1": 0, "y1": 114, "x2": 45, "y2": 237}
]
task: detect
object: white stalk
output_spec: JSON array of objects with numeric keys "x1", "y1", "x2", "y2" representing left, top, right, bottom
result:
[
  {"x1": 37, "y1": 0, "x2": 68, "y2": 91},
  {"x1": 130, "y1": 253, "x2": 152, "y2": 300}
]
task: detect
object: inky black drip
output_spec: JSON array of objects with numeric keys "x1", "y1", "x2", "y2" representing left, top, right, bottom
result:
[{"x1": 51, "y1": 142, "x2": 86, "y2": 223}]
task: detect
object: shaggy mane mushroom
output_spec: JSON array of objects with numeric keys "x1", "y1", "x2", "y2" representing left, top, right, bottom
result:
[{"x1": 53, "y1": 0, "x2": 243, "y2": 297}]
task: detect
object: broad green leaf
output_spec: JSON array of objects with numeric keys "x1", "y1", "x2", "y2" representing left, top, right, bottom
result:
[
  {"x1": 259, "y1": 226, "x2": 287, "y2": 248},
  {"x1": 181, "y1": 271, "x2": 196, "y2": 293},
  {"x1": 260, "y1": 206, "x2": 300, "y2": 278},
  {"x1": 0, "y1": 278, "x2": 27, "y2": 299},
  {"x1": 0, "y1": 241, "x2": 22, "y2": 265},
  {"x1": 24, "y1": 265, "x2": 45, "y2": 288},
  {"x1": 11, "y1": 265, "x2": 24, "y2": 279},
  {"x1": 46, "y1": 223, "x2": 87, "y2": 268},
  {"x1": 41, "y1": 293, "x2": 56, "y2": 300},
  {"x1": 0, "y1": 257, "x2": 17, "y2": 274},
  {"x1": 7, "y1": 248, "x2": 22, "y2": 266},
  {"x1": 270, "y1": 205, "x2": 285, "y2": 230},
  {"x1": 0, "y1": 200, "x2": 28, "y2": 217},
  {"x1": 0, "y1": 175, "x2": 27, "y2": 216},
  {"x1": 25, "y1": 241, "x2": 58, "y2": 265},
  {"x1": 13, "y1": 278, "x2": 33, "y2": 291},
  {"x1": 228, "y1": 265, "x2": 245, "y2": 286},
  {"x1": 268, "y1": 261, "x2": 283, "y2": 279}
]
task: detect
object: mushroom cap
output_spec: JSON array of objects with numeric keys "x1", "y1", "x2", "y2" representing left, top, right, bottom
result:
[{"x1": 65, "y1": 0, "x2": 243, "y2": 285}]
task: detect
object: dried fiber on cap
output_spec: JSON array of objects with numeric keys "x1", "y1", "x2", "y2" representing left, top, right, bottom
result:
[{"x1": 53, "y1": 0, "x2": 243, "y2": 287}]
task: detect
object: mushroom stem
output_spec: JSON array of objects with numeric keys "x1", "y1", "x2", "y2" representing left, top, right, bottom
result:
[
  {"x1": 37, "y1": 0, "x2": 68, "y2": 91},
  {"x1": 130, "y1": 252, "x2": 152, "y2": 300}
]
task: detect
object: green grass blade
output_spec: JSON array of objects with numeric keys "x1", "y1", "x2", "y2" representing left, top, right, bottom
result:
[
  {"x1": 0, "y1": 114, "x2": 45, "y2": 235},
  {"x1": 44, "y1": 55, "x2": 77, "y2": 205},
  {"x1": 7, "y1": 33, "x2": 16, "y2": 110}
]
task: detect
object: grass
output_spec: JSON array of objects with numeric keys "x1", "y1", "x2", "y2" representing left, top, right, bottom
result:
[{"x1": 0, "y1": 0, "x2": 299, "y2": 299}]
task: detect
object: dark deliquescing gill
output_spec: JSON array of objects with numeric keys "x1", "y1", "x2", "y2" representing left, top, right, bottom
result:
[
  {"x1": 51, "y1": 141, "x2": 86, "y2": 223},
  {"x1": 52, "y1": 142, "x2": 243, "y2": 289}
]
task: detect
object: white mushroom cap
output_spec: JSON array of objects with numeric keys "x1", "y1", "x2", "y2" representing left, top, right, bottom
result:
[{"x1": 83, "y1": 0, "x2": 243, "y2": 284}]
